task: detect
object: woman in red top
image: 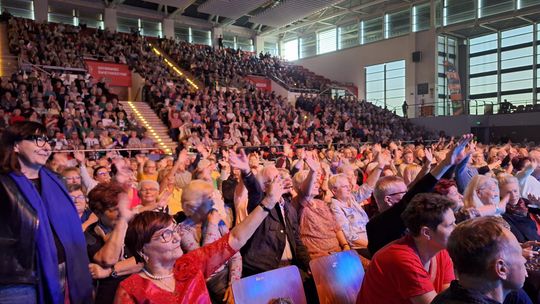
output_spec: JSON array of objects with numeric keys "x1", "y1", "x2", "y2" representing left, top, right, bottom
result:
[{"x1": 114, "y1": 174, "x2": 287, "y2": 303}]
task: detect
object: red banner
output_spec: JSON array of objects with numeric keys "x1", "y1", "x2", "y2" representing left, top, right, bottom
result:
[
  {"x1": 85, "y1": 60, "x2": 131, "y2": 87},
  {"x1": 246, "y1": 75, "x2": 271, "y2": 92}
]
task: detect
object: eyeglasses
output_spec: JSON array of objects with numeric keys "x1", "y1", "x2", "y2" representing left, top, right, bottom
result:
[
  {"x1": 23, "y1": 135, "x2": 50, "y2": 147},
  {"x1": 140, "y1": 188, "x2": 158, "y2": 193},
  {"x1": 64, "y1": 176, "x2": 82, "y2": 181},
  {"x1": 70, "y1": 195, "x2": 87, "y2": 201},
  {"x1": 387, "y1": 191, "x2": 407, "y2": 197},
  {"x1": 96, "y1": 171, "x2": 109, "y2": 176},
  {"x1": 153, "y1": 224, "x2": 182, "y2": 243}
]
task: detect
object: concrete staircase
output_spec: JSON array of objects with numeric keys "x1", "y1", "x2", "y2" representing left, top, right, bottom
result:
[
  {"x1": 0, "y1": 22, "x2": 19, "y2": 77},
  {"x1": 124, "y1": 101, "x2": 177, "y2": 155}
]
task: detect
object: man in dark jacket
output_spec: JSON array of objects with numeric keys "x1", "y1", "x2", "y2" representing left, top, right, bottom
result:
[{"x1": 367, "y1": 134, "x2": 473, "y2": 256}]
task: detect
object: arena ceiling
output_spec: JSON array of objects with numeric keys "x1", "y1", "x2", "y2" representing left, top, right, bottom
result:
[{"x1": 113, "y1": 0, "x2": 411, "y2": 35}]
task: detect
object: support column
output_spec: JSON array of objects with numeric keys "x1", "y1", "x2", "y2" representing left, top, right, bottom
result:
[
  {"x1": 33, "y1": 0, "x2": 48, "y2": 23},
  {"x1": 255, "y1": 35, "x2": 265, "y2": 54},
  {"x1": 212, "y1": 27, "x2": 223, "y2": 48},
  {"x1": 104, "y1": 7, "x2": 117, "y2": 32},
  {"x1": 162, "y1": 18, "x2": 174, "y2": 39}
]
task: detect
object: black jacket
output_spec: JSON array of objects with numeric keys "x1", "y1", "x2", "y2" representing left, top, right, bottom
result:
[
  {"x1": 0, "y1": 174, "x2": 38, "y2": 285},
  {"x1": 367, "y1": 173, "x2": 438, "y2": 256},
  {"x1": 240, "y1": 171, "x2": 311, "y2": 277}
]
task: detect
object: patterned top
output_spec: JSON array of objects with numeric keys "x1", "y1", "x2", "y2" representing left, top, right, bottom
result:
[
  {"x1": 179, "y1": 218, "x2": 242, "y2": 283},
  {"x1": 298, "y1": 198, "x2": 342, "y2": 258},
  {"x1": 330, "y1": 197, "x2": 370, "y2": 245},
  {"x1": 115, "y1": 234, "x2": 236, "y2": 304}
]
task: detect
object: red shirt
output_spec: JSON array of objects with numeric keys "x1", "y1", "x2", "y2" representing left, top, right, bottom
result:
[
  {"x1": 115, "y1": 234, "x2": 236, "y2": 304},
  {"x1": 357, "y1": 235, "x2": 454, "y2": 304}
]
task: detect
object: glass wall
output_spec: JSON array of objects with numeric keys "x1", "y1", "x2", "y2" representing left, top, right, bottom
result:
[
  {"x1": 0, "y1": 0, "x2": 34, "y2": 19},
  {"x1": 117, "y1": 16, "x2": 139, "y2": 34},
  {"x1": 78, "y1": 11, "x2": 103, "y2": 29},
  {"x1": 385, "y1": 9, "x2": 410, "y2": 38},
  {"x1": 362, "y1": 17, "x2": 383, "y2": 44},
  {"x1": 140, "y1": 19, "x2": 161, "y2": 37},
  {"x1": 365, "y1": 60, "x2": 406, "y2": 116},
  {"x1": 236, "y1": 37, "x2": 253, "y2": 52},
  {"x1": 412, "y1": 3, "x2": 430, "y2": 32},
  {"x1": 300, "y1": 33, "x2": 316, "y2": 58},
  {"x1": 338, "y1": 22, "x2": 359, "y2": 50},
  {"x1": 264, "y1": 41, "x2": 279, "y2": 56},
  {"x1": 48, "y1": 7, "x2": 74, "y2": 25},
  {"x1": 192, "y1": 28, "x2": 211, "y2": 46},
  {"x1": 437, "y1": 35, "x2": 458, "y2": 116},
  {"x1": 317, "y1": 28, "x2": 337, "y2": 55},
  {"x1": 468, "y1": 24, "x2": 538, "y2": 115},
  {"x1": 282, "y1": 39, "x2": 298, "y2": 61}
]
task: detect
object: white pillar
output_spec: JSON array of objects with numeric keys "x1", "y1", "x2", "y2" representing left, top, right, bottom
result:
[
  {"x1": 33, "y1": 0, "x2": 48, "y2": 23},
  {"x1": 255, "y1": 35, "x2": 265, "y2": 54},
  {"x1": 162, "y1": 18, "x2": 174, "y2": 39},
  {"x1": 104, "y1": 8, "x2": 117, "y2": 32},
  {"x1": 212, "y1": 27, "x2": 223, "y2": 47}
]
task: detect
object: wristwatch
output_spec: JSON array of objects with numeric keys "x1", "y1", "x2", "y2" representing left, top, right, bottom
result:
[{"x1": 110, "y1": 265, "x2": 119, "y2": 279}]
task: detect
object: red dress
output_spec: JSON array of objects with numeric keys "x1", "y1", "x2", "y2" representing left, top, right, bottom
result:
[{"x1": 115, "y1": 234, "x2": 236, "y2": 304}]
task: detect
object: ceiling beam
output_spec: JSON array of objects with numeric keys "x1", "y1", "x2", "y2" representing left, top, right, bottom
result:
[
  {"x1": 261, "y1": 0, "x2": 388, "y2": 36},
  {"x1": 168, "y1": 0, "x2": 197, "y2": 19}
]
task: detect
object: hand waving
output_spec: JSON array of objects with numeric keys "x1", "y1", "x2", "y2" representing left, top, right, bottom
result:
[{"x1": 229, "y1": 149, "x2": 250, "y2": 174}]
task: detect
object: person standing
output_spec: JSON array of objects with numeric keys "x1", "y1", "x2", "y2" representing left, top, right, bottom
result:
[{"x1": 0, "y1": 121, "x2": 92, "y2": 304}]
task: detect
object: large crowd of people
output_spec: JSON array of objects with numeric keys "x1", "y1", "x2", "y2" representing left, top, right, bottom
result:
[{"x1": 1, "y1": 15, "x2": 540, "y2": 304}]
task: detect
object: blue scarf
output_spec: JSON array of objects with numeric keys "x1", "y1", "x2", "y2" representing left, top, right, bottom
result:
[{"x1": 10, "y1": 168, "x2": 93, "y2": 304}]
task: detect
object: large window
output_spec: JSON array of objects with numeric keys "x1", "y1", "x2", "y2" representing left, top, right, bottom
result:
[
  {"x1": 222, "y1": 34, "x2": 235, "y2": 49},
  {"x1": 338, "y1": 23, "x2": 359, "y2": 50},
  {"x1": 317, "y1": 28, "x2": 337, "y2": 55},
  {"x1": 412, "y1": 3, "x2": 430, "y2": 32},
  {"x1": 438, "y1": 35, "x2": 458, "y2": 116},
  {"x1": 264, "y1": 41, "x2": 279, "y2": 56},
  {"x1": 385, "y1": 9, "x2": 410, "y2": 38},
  {"x1": 365, "y1": 60, "x2": 406, "y2": 116},
  {"x1": 479, "y1": 0, "x2": 515, "y2": 18},
  {"x1": 175, "y1": 27, "x2": 189, "y2": 42},
  {"x1": 48, "y1": 7, "x2": 75, "y2": 25},
  {"x1": 362, "y1": 17, "x2": 383, "y2": 44},
  {"x1": 469, "y1": 25, "x2": 538, "y2": 115},
  {"x1": 0, "y1": 0, "x2": 34, "y2": 19},
  {"x1": 236, "y1": 37, "x2": 253, "y2": 52},
  {"x1": 117, "y1": 16, "x2": 139, "y2": 34},
  {"x1": 140, "y1": 19, "x2": 162, "y2": 37},
  {"x1": 192, "y1": 28, "x2": 211, "y2": 46},
  {"x1": 78, "y1": 10, "x2": 103, "y2": 29},
  {"x1": 282, "y1": 39, "x2": 298, "y2": 61},
  {"x1": 443, "y1": 0, "x2": 475, "y2": 26},
  {"x1": 300, "y1": 33, "x2": 316, "y2": 58}
]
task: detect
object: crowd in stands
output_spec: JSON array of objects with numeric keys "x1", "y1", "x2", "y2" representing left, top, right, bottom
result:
[{"x1": 2, "y1": 15, "x2": 540, "y2": 304}]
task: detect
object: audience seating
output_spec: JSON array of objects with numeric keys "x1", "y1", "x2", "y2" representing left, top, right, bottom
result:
[
  {"x1": 232, "y1": 265, "x2": 307, "y2": 304},
  {"x1": 310, "y1": 250, "x2": 365, "y2": 304}
]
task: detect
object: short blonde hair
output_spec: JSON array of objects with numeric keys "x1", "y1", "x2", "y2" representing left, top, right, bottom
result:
[{"x1": 181, "y1": 180, "x2": 214, "y2": 215}]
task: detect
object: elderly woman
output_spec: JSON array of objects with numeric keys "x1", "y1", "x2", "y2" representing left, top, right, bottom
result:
[
  {"x1": 0, "y1": 121, "x2": 92, "y2": 303},
  {"x1": 85, "y1": 182, "x2": 142, "y2": 304},
  {"x1": 179, "y1": 180, "x2": 242, "y2": 304},
  {"x1": 293, "y1": 153, "x2": 350, "y2": 259},
  {"x1": 463, "y1": 174, "x2": 508, "y2": 217},
  {"x1": 133, "y1": 180, "x2": 168, "y2": 213},
  {"x1": 329, "y1": 153, "x2": 387, "y2": 248},
  {"x1": 67, "y1": 183, "x2": 97, "y2": 231},
  {"x1": 499, "y1": 174, "x2": 540, "y2": 243},
  {"x1": 114, "y1": 177, "x2": 287, "y2": 303}
]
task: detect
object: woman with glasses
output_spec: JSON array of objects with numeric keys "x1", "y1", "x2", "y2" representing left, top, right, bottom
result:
[
  {"x1": 114, "y1": 176, "x2": 287, "y2": 304},
  {"x1": 67, "y1": 183, "x2": 97, "y2": 231},
  {"x1": 86, "y1": 181, "x2": 142, "y2": 304},
  {"x1": 0, "y1": 121, "x2": 93, "y2": 304}
]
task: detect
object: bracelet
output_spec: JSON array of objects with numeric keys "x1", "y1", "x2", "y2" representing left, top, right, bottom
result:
[{"x1": 259, "y1": 203, "x2": 272, "y2": 213}]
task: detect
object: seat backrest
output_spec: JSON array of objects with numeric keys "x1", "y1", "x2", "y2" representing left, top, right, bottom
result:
[
  {"x1": 310, "y1": 250, "x2": 365, "y2": 304},
  {"x1": 232, "y1": 265, "x2": 307, "y2": 304}
]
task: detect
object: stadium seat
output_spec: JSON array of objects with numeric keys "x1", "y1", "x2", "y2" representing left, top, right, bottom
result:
[
  {"x1": 232, "y1": 266, "x2": 307, "y2": 304},
  {"x1": 309, "y1": 250, "x2": 365, "y2": 304}
]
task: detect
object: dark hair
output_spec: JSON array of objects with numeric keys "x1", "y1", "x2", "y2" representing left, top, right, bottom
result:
[
  {"x1": 93, "y1": 166, "x2": 109, "y2": 178},
  {"x1": 433, "y1": 179, "x2": 457, "y2": 196},
  {"x1": 66, "y1": 183, "x2": 83, "y2": 193},
  {"x1": 401, "y1": 193, "x2": 455, "y2": 236},
  {"x1": 125, "y1": 211, "x2": 173, "y2": 263},
  {"x1": 511, "y1": 156, "x2": 529, "y2": 172},
  {"x1": 87, "y1": 181, "x2": 124, "y2": 214},
  {"x1": 447, "y1": 217, "x2": 509, "y2": 277},
  {"x1": 0, "y1": 121, "x2": 47, "y2": 174}
]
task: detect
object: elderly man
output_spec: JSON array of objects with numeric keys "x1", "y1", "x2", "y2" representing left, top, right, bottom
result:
[
  {"x1": 229, "y1": 149, "x2": 315, "y2": 300},
  {"x1": 373, "y1": 176, "x2": 408, "y2": 213},
  {"x1": 432, "y1": 217, "x2": 530, "y2": 304}
]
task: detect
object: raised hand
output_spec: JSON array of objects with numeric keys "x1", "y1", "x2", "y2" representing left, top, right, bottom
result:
[
  {"x1": 73, "y1": 149, "x2": 85, "y2": 164},
  {"x1": 423, "y1": 148, "x2": 433, "y2": 166},
  {"x1": 265, "y1": 175, "x2": 287, "y2": 207},
  {"x1": 443, "y1": 133, "x2": 474, "y2": 166},
  {"x1": 304, "y1": 151, "x2": 321, "y2": 172},
  {"x1": 229, "y1": 149, "x2": 250, "y2": 174}
]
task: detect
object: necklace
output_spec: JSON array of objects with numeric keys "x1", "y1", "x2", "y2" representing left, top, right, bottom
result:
[{"x1": 142, "y1": 268, "x2": 174, "y2": 280}]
